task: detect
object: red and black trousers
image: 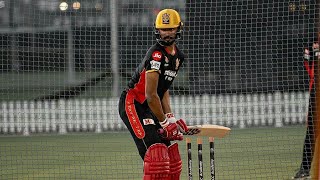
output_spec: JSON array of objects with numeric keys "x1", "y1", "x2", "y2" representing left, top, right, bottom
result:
[{"x1": 118, "y1": 90, "x2": 170, "y2": 159}]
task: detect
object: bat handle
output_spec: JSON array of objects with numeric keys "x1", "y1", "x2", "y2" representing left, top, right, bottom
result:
[
  {"x1": 157, "y1": 128, "x2": 164, "y2": 135},
  {"x1": 157, "y1": 128, "x2": 183, "y2": 141}
]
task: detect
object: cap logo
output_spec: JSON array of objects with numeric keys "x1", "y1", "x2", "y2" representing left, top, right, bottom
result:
[{"x1": 162, "y1": 13, "x2": 170, "y2": 24}]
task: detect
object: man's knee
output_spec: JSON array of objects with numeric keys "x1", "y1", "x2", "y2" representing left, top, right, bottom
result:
[{"x1": 143, "y1": 143, "x2": 170, "y2": 180}]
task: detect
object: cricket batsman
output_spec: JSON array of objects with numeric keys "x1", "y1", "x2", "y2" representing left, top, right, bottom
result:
[
  {"x1": 292, "y1": 42, "x2": 318, "y2": 179},
  {"x1": 118, "y1": 9, "x2": 188, "y2": 180}
]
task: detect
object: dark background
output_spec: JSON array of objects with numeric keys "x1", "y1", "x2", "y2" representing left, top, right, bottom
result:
[{"x1": 0, "y1": 0, "x2": 316, "y2": 97}]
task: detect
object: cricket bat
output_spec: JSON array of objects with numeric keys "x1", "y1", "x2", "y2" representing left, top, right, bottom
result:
[{"x1": 183, "y1": 124, "x2": 231, "y2": 138}]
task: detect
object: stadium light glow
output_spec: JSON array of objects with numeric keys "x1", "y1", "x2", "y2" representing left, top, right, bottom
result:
[
  {"x1": 72, "y1": 1, "x2": 80, "y2": 10},
  {"x1": 300, "y1": 3, "x2": 306, "y2": 11},
  {"x1": 59, "y1": 2, "x2": 68, "y2": 11},
  {"x1": 95, "y1": 2, "x2": 103, "y2": 11},
  {"x1": 0, "y1": 1, "x2": 5, "y2": 8},
  {"x1": 289, "y1": 3, "x2": 296, "y2": 12}
]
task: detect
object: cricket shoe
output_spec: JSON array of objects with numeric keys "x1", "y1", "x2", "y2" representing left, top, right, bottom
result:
[{"x1": 291, "y1": 168, "x2": 311, "y2": 180}]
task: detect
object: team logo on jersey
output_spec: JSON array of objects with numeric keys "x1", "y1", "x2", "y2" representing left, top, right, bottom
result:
[
  {"x1": 150, "y1": 60, "x2": 161, "y2": 70},
  {"x1": 162, "y1": 13, "x2": 170, "y2": 24},
  {"x1": 175, "y1": 58, "x2": 180, "y2": 70},
  {"x1": 143, "y1": 119, "x2": 155, "y2": 125},
  {"x1": 152, "y1": 51, "x2": 162, "y2": 61},
  {"x1": 164, "y1": 70, "x2": 177, "y2": 81},
  {"x1": 164, "y1": 70, "x2": 177, "y2": 77}
]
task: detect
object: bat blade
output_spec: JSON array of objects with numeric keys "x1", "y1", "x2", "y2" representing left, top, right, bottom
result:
[{"x1": 183, "y1": 124, "x2": 231, "y2": 138}]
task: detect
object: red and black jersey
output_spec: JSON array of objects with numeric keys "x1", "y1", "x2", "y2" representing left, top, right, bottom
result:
[{"x1": 127, "y1": 43, "x2": 185, "y2": 104}]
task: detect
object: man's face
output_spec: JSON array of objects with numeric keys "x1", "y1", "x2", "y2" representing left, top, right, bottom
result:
[{"x1": 159, "y1": 28, "x2": 178, "y2": 44}]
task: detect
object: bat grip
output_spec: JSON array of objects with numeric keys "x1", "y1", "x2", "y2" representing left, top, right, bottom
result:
[
  {"x1": 157, "y1": 128, "x2": 183, "y2": 141},
  {"x1": 157, "y1": 128, "x2": 164, "y2": 135}
]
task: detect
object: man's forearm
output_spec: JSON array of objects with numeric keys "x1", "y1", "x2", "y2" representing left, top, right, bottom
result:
[
  {"x1": 147, "y1": 94, "x2": 166, "y2": 122},
  {"x1": 161, "y1": 90, "x2": 171, "y2": 114}
]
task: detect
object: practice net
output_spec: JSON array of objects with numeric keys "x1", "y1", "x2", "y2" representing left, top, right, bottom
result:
[{"x1": 0, "y1": 0, "x2": 319, "y2": 179}]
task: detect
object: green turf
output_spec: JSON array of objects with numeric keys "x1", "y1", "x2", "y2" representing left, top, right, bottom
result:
[{"x1": 0, "y1": 126, "x2": 305, "y2": 180}]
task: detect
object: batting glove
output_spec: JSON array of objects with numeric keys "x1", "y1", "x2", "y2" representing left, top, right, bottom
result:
[
  {"x1": 313, "y1": 42, "x2": 319, "y2": 59},
  {"x1": 165, "y1": 113, "x2": 188, "y2": 133},
  {"x1": 304, "y1": 48, "x2": 310, "y2": 61},
  {"x1": 159, "y1": 119, "x2": 183, "y2": 141}
]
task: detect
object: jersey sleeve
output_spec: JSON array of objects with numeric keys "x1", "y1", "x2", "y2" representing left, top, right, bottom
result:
[{"x1": 145, "y1": 50, "x2": 163, "y2": 73}]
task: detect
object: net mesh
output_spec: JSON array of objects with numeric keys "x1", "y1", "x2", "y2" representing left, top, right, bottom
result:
[{"x1": 0, "y1": 0, "x2": 318, "y2": 179}]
